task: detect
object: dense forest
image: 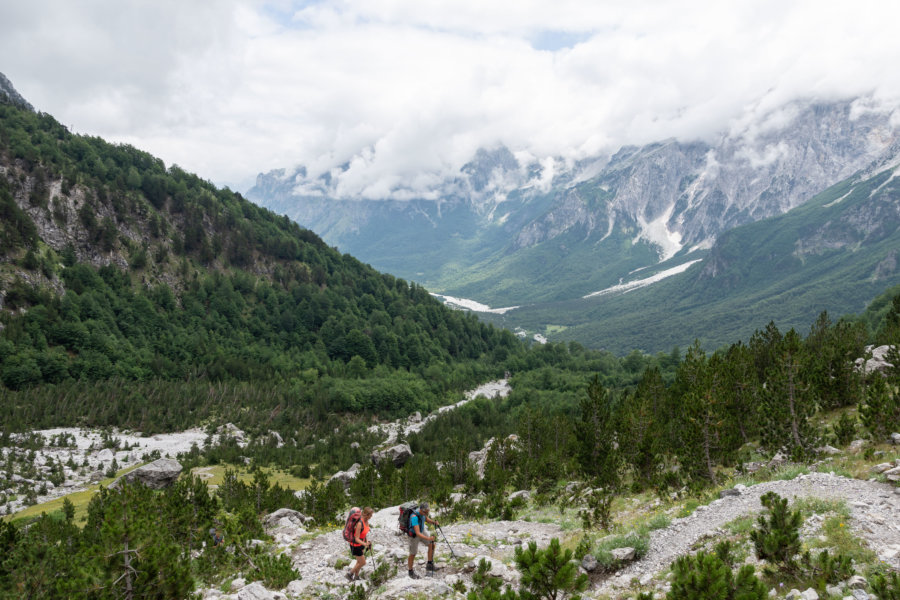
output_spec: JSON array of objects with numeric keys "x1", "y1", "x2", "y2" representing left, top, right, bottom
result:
[{"x1": 0, "y1": 98, "x2": 526, "y2": 423}]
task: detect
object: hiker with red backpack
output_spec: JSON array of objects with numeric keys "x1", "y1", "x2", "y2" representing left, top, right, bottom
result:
[
  {"x1": 343, "y1": 506, "x2": 374, "y2": 581},
  {"x1": 404, "y1": 502, "x2": 439, "y2": 578}
]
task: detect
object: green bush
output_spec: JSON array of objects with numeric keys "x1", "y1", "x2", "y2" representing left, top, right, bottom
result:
[
  {"x1": 871, "y1": 571, "x2": 900, "y2": 600},
  {"x1": 594, "y1": 532, "x2": 649, "y2": 572},
  {"x1": 248, "y1": 552, "x2": 300, "y2": 589},
  {"x1": 800, "y1": 548, "x2": 854, "y2": 588},
  {"x1": 515, "y1": 538, "x2": 588, "y2": 600},
  {"x1": 667, "y1": 551, "x2": 766, "y2": 600},
  {"x1": 751, "y1": 491, "x2": 802, "y2": 573}
]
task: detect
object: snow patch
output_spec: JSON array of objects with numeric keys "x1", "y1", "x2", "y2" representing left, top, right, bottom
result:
[
  {"x1": 583, "y1": 259, "x2": 703, "y2": 299},
  {"x1": 431, "y1": 293, "x2": 519, "y2": 314},
  {"x1": 633, "y1": 202, "x2": 683, "y2": 261}
]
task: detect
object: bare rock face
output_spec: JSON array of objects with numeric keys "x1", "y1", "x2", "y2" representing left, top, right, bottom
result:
[
  {"x1": 329, "y1": 463, "x2": 361, "y2": 488},
  {"x1": 111, "y1": 458, "x2": 182, "y2": 490},
  {"x1": 855, "y1": 345, "x2": 895, "y2": 375},
  {"x1": 371, "y1": 444, "x2": 413, "y2": 468}
]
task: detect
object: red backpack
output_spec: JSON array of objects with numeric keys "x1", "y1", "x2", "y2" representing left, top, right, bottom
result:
[{"x1": 342, "y1": 507, "x2": 361, "y2": 543}]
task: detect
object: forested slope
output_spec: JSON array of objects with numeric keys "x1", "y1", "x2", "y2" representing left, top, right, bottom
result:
[{"x1": 0, "y1": 97, "x2": 522, "y2": 431}]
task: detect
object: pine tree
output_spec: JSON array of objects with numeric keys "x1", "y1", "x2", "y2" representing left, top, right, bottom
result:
[
  {"x1": 759, "y1": 330, "x2": 818, "y2": 460},
  {"x1": 672, "y1": 342, "x2": 728, "y2": 486},
  {"x1": 722, "y1": 342, "x2": 760, "y2": 446},
  {"x1": 859, "y1": 374, "x2": 900, "y2": 442},
  {"x1": 575, "y1": 376, "x2": 621, "y2": 491},
  {"x1": 618, "y1": 367, "x2": 665, "y2": 486}
]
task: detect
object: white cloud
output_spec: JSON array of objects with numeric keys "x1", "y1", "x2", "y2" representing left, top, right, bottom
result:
[{"x1": 3, "y1": 0, "x2": 900, "y2": 195}]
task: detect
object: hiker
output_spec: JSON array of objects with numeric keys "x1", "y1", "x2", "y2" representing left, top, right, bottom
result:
[
  {"x1": 347, "y1": 506, "x2": 374, "y2": 581},
  {"x1": 209, "y1": 527, "x2": 223, "y2": 547},
  {"x1": 407, "y1": 501, "x2": 439, "y2": 578}
]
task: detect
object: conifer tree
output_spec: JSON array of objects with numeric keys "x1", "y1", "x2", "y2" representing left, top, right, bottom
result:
[
  {"x1": 859, "y1": 373, "x2": 900, "y2": 442},
  {"x1": 759, "y1": 330, "x2": 818, "y2": 460},
  {"x1": 722, "y1": 342, "x2": 760, "y2": 445},
  {"x1": 617, "y1": 367, "x2": 665, "y2": 486},
  {"x1": 672, "y1": 342, "x2": 727, "y2": 486},
  {"x1": 575, "y1": 376, "x2": 621, "y2": 490}
]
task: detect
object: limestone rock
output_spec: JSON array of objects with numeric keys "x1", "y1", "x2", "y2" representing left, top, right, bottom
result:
[
  {"x1": 111, "y1": 458, "x2": 182, "y2": 489},
  {"x1": 767, "y1": 452, "x2": 786, "y2": 468},
  {"x1": 263, "y1": 508, "x2": 311, "y2": 528},
  {"x1": 800, "y1": 588, "x2": 819, "y2": 600},
  {"x1": 267, "y1": 431, "x2": 284, "y2": 448},
  {"x1": 847, "y1": 575, "x2": 867, "y2": 589},
  {"x1": 236, "y1": 581, "x2": 275, "y2": 600},
  {"x1": 892, "y1": 432, "x2": 900, "y2": 445},
  {"x1": 329, "y1": 463, "x2": 361, "y2": 488},
  {"x1": 856, "y1": 345, "x2": 894, "y2": 375},
  {"x1": 581, "y1": 554, "x2": 598, "y2": 572},
  {"x1": 848, "y1": 440, "x2": 867, "y2": 453},
  {"x1": 371, "y1": 444, "x2": 413, "y2": 468},
  {"x1": 508, "y1": 490, "x2": 530, "y2": 502},
  {"x1": 883, "y1": 466, "x2": 900, "y2": 482},
  {"x1": 610, "y1": 547, "x2": 636, "y2": 561}
]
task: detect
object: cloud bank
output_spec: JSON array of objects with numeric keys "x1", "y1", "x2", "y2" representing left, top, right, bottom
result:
[{"x1": 3, "y1": 0, "x2": 900, "y2": 196}]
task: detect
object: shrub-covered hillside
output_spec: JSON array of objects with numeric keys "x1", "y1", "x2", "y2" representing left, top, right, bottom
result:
[{"x1": 0, "y1": 97, "x2": 522, "y2": 428}]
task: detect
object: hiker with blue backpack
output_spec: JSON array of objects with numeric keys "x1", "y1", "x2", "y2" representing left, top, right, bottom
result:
[{"x1": 404, "y1": 502, "x2": 439, "y2": 578}]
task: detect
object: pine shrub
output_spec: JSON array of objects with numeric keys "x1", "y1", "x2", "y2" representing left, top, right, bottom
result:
[
  {"x1": 248, "y1": 552, "x2": 299, "y2": 589},
  {"x1": 799, "y1": 548, "x2": 854, "y2": 587},
  {"x1": 871, "y1": 571, "x2": 900, "y2": 600},
  {"x1": 751, "y1": 491, "x2": 802, "y2": 574},
  {"x1": 515, "y1": 538, "x2": 588, "y2": 600},
  {"x1": 666, "y1": 551, "x2": 766, "y2": 600}
]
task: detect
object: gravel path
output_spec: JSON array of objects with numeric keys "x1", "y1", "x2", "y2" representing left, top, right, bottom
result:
[{"x1": 601, "y1": 471, "x2": 900, "y2": 594}]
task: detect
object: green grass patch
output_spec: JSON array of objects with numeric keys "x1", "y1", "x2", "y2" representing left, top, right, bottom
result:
[
  {"x1": 724, "y1": 514, "x2": 756, "y2": 536},
  {"x1": 645, "y1": 512, "x2": 671, "y2": 531},
  {"x1": 816, "y1": 515, "x2": 876, "y2": 565},
  {"x1": 773, "y1": 465, "x2": 810, "y2": 481},
  {"x1": 675, "y1": 499, "x2": 700, "y2": 518},
  {"x1": 4, "y1": 463, "x2": 144, "y2": 525},
  {"x1": 594, "y1": 531, "x2": 650, "y2": 571},
  {"x1": 191, "y1": 464, "x2": 310, "y2": 490}
]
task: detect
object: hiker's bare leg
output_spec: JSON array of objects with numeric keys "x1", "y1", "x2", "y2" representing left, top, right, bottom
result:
[
  {"x1": 427, "y1": 541, "x2": 435, "y2": 562},
  {"x1": 352, "y1": 554, "x2": 366, "y2": 576},
  {"x1": 407, "y1": 554, "x2": 414, "y2": 570}
]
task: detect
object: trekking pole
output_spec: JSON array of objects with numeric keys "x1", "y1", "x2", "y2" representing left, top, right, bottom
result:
[
  {"x1": 436, "y1": 524, "x2": 457, "y2": 559},
  {"x1": 367, "y1": 544, "x2": 377, "y2": 572}
]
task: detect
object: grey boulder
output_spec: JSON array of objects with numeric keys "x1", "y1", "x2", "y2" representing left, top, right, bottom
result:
[{"x1": 110, "y1": 458, "x2": 182, "y2": 489}]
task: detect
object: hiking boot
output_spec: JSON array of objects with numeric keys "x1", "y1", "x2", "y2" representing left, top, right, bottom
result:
[
  {"x1": 408, "y1": 570, "x2": 420, "y2": 579},
  {"x1": 345, "y1": 572, "x2": 354, "y2": 581}
]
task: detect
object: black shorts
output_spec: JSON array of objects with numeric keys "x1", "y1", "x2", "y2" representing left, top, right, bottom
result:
[{"x1": 350, "y1": 544, "x2": 365, "y2": 557}]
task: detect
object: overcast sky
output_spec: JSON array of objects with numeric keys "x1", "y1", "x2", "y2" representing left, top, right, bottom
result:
[{"x1": 3, "y1": 1, "x2": 900, "y2": 196}]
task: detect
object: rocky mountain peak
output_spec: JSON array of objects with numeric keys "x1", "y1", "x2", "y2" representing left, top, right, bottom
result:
[{"x1": 0, "y1": 72, "x2": 34, "y2": 112}]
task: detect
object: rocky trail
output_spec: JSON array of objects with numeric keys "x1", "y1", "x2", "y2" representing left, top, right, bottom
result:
[
  {"x1": 601, "y1": 471, "x2": 900, "y2": 596},
  {"x1": 212, "y1": 470, "x2": 900, "y2": 600}
]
